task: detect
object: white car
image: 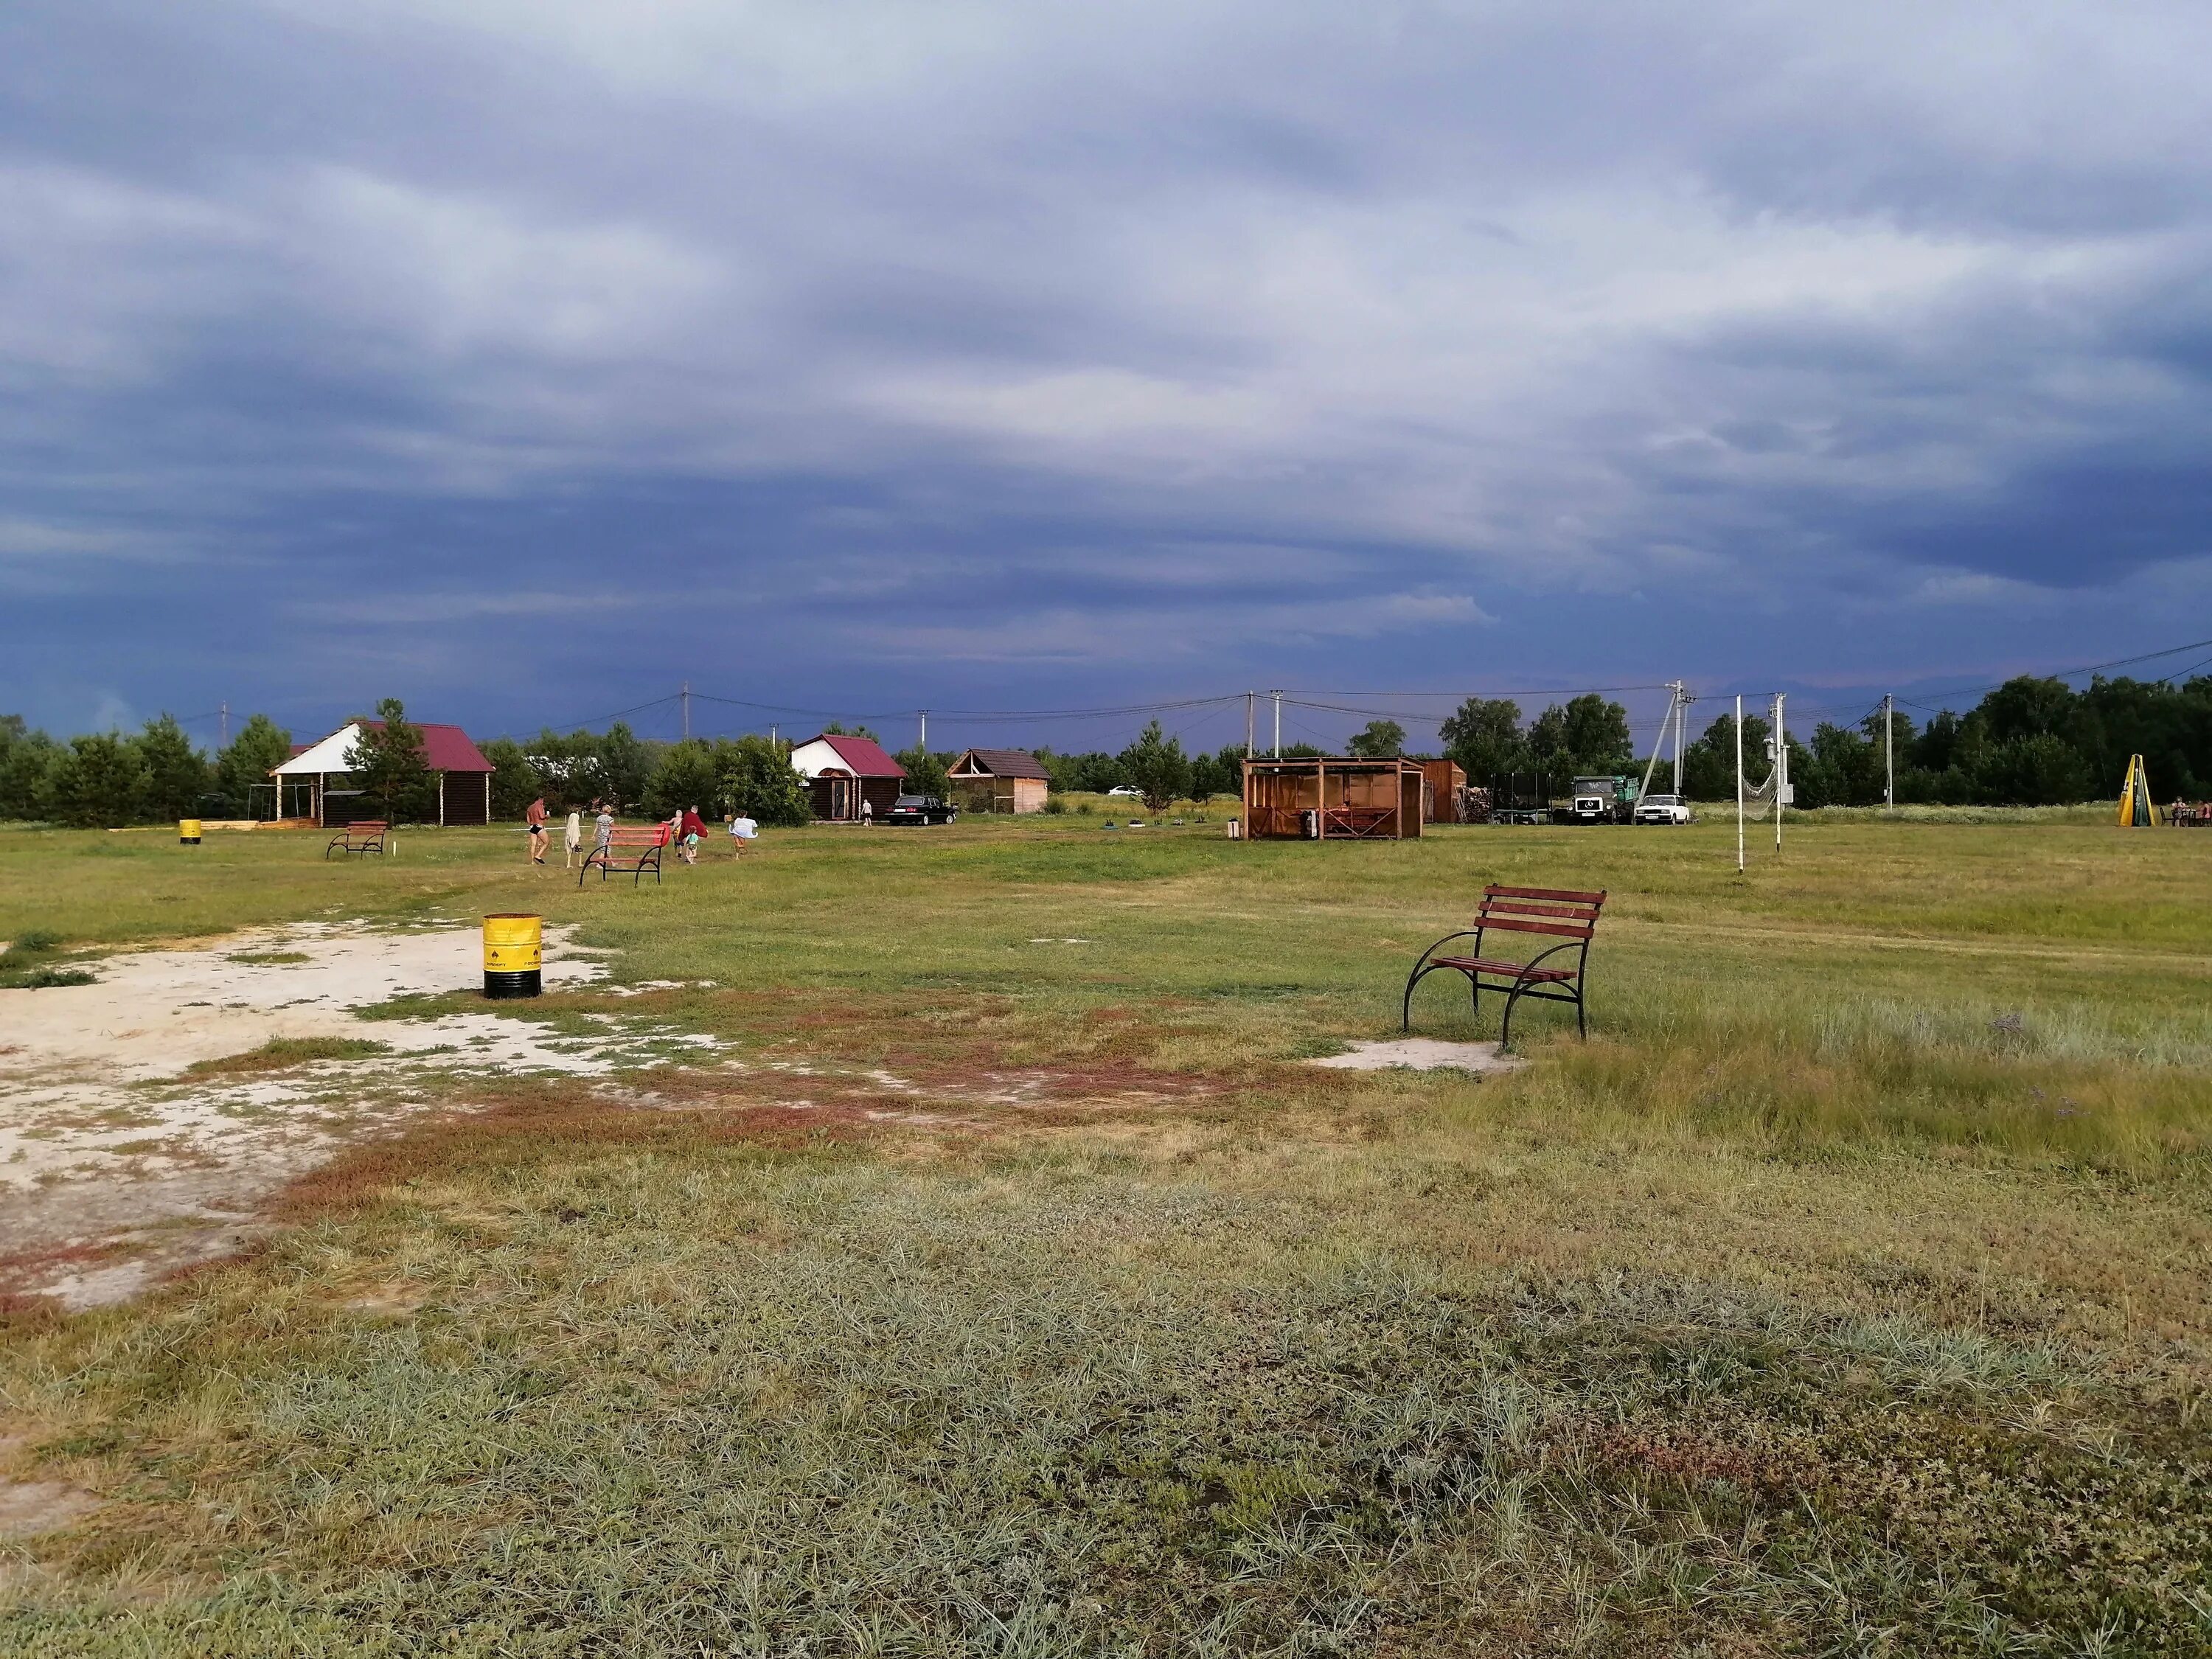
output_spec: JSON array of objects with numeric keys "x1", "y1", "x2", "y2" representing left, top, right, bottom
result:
[
  {"x1": 1634, "y1": 793, "x2": 1691, "y2": 825},
  {"x1": 1105, "y1": 785, "x2": 1144, "y2": 799}
]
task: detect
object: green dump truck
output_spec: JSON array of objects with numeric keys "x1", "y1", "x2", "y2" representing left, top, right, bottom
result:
[{"x1": 1570, "y1": 775, "x2": 1638, "y2": 825}]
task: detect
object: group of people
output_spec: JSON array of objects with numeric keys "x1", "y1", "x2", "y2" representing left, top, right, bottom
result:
[{"x1": 521, "y1": 797, "x2": 759, "y2": 866}]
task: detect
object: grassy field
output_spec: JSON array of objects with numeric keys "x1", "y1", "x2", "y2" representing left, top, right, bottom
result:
[{"x1": 2, "y1": 815, "x2": 2210, "y2": 1654}]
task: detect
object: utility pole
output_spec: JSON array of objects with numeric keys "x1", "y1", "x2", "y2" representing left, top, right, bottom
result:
[
  {"x1": 1773, "y1": 692, "x2": 1787, "y2": 852},
  {"x1": 1883, "y1": 693, "x2": 1894, "y2": 810},
  {"x1": 681, "y1": 682, "x2": 690, "y2": 742},
  {"x1": 1245, "y1": 691, "x2": 1255, "y2": 757},
  {"x1": 1639, "y1": 681, "x2": 1685, "y2": 804},
  {"x1": 919, "y1": 709, "x2": 928, "y2": 753},
  {"x1": 219, "y1": 702, "x2": 229, "y2": 749},
  {"x1": 1734, "y1": 694, "x2": 1745, "y2": 873},
  {"x1": 1270, "y1": 689, "x2": 1282, "y2": 758}
]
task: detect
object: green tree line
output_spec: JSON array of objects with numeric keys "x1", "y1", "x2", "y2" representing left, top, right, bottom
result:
[
  {"x1": 10, "y1": 672, "x2": 2202, "y2": 829},
  {"x1": 1432, "y1": 675, "x2": 2212, "y2": 807}
]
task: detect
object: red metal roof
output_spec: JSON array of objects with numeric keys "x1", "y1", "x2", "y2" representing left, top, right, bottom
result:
[
  {"x1": 355, "y1": 720, "x2": 495, "y2": 773},
  {"x1": 802, "y1": 732, "x2": 906, "y2": 777}
]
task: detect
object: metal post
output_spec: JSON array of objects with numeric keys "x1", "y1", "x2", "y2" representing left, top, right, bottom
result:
[
  {"x1": 919, "y1": 709, "x2": 928, "y2": 753},
  {"x1": 220, "y1": 701, "x2": 229, "y2": 750},
  {"x1": 1773, "y1": 693, "x2": 1787, "y2": 852},
  {"x1": 1735, "y1": 695, "x2": 1744, "y2": 873},
  {"x1": 681, "y1": 682, "x2": 690, "y2": 742},
  {"x1": 1245, "y1": 691, "x2": 1254, "y2": 757},
  {"x1": 1884, "y1": 693, "x2": 1893, "y2": 810},
  {"x1": 1271, "y1": 690, "x2": 1281, "y2": 758}
]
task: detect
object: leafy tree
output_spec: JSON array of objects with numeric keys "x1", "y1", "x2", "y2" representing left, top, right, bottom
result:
[
  {"x1": 595, "y1": 722, "x2": 653, "y2": 809},
  {"x1": 346, "y1": 699, "x2": 436, "y2": 823},
  {"x1": 217, "y1": 714, "x2": 292, "y2": 817},
  {"x1": 896, "y1": 745, "x2": 950, "y2": 799},
  {"x1": 1189, "y1": 743, "x2": 1248, "y2": 801},
  {"x1": 1980, "y1": 676, "x2": 2077, "y2": 745},
  {"x1": 1559, "y1": 694, "x2": 1635, "y2": 773},
  {"x1": 0, "y1": 718, "x2": 60, "y2": 821},
  {"x1": 1041, "y1": 750, "x2": 1127, "y2": 793},
  {"x1": 1116, "y1": 720, "x2": 1192, "y2": 812},
  {"x1": 822, "y1": 720, "x2": 882, "y2": 742},
  {"x1": 137, "y1": 714, "x2": 211, "y2": 822},
  {"x1": 643, "y1": 740, "x2": 719, "y2": 820},
  {"x1": 1345, "y1": 719, "x2": 1407, "y2": 758},
  {"x1": 712, "y1": 735, "x2": 812, "y2": 827},
  {"x1": 1974, "y1": 733, "x2": 2093, "y2": 806},
  {"x1": 45, "y1": 733, "x2": 147, "y2": 828},
  {"x1": 527, "y1": 730, "x2": 608, "y2": 808},
  {"x1": 481, "y1": 737, "x2": 543, "y2": 820},
  {"x1": 1439, "y1": 698, "x2": 1525, "y2": 783},
  {"x1": 1681, "y1": 712, "x2": 1770, "y2": 801}
]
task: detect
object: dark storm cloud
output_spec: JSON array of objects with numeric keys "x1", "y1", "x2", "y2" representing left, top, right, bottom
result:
[{"x1": 1, "y1": 0, "x2": 2208, "y2": 743}]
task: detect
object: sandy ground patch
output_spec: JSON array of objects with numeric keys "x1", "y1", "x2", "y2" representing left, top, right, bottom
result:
[
  {"x1": 1, "y1": 919, "x2": 719, "y2": 1308},
  {"x1": 1307, "y1": 1037, "x2": 1523, "y2": 1074}
]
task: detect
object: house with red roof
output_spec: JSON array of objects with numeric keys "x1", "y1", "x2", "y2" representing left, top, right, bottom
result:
[
  {"x1": 272, "y1": 719, "x2": 495, "y2": 827},
  {"x1": 788, "y1": 731, "x2": 906, "y2": 822}
]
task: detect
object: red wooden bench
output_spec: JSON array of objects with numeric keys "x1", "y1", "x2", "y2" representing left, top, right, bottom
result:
[
  {"x1": 580, "y1": 824, "x2": 670, "y2": 887},
  {"x1": 325, "y1": 820, "x2": 387, "y2": 858},
  {"x1": 1402, "y1": 883, "x2": 1605, "y2": 1045}
]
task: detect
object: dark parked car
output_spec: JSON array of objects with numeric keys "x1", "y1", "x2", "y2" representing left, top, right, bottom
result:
[{"x1": 886, "y1": 793, "x2": 958, "y2": 826}]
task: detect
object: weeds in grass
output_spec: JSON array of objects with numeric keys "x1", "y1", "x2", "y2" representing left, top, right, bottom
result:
[
  {"x1": 182, "y1": 1037, "x2": 392, "y2": 1078},
  {"x1": 2, "y1": 1154, "x2": 2204, "y2": 1654},
  {"x1": 0, "y1": 929, "x2": 94, "y2": 989}
]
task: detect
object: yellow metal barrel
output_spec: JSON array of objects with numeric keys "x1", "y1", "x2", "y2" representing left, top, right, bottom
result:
[
  {"x1": 178, "y1": 818, "x2": 202, "y2": 845},
  {"x1": 483, "y1": 913, "x2": 543, "y2": 999}
]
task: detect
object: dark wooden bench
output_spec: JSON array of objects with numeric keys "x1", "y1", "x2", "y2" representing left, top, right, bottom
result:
[
  {"x1": 580, "y1": 824, "x2": 669, "y2": 887},
  {"x1": 325, "y1": 820, "x2": 387, "y2": 858},
  {"x1": 1402, "y1": 883, "x2": 1605, "y2": 1045}
]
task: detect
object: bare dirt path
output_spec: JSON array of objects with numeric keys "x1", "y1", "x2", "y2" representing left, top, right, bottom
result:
[{"x1": 0, "y1": 920, "x2": 719, "y2": 1308}]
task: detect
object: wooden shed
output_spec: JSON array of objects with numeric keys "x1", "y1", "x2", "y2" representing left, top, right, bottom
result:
[
  {"x1": 790, "y1": 732, "x2": 907, "y2": 822},
  {"x1": 1420, "y1": 758, "x2": 1467, "y2": 822},
  {"x1": 1241, "y1": 757, "x2": 1424, "y2": 840},
  {"x1": 271, "y1": 720, "x2": 493, "y2": 827},
  {"x1": 947, "y1": 748, "x2": 1051, "y2": 814}
]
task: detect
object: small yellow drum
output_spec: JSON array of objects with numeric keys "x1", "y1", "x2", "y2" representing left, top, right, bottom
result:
[
  {"x1": 483, "y1": 913, "x2": 542, "y2": 999},
  {"x1": 178, "y1": 818, "x2": 202, "y2": 845}
]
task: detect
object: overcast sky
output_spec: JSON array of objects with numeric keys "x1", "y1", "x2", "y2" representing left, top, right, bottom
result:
[{"x1": 4, "y1": 0, "x2": 2208, "y2": 754}]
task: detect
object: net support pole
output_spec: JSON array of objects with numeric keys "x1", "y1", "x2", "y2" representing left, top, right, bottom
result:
[{"x1": 1736, "y1": 694, "x2": 1745, "y2": 873}]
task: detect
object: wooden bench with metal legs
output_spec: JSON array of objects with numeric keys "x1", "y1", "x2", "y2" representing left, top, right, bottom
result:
[
  {"x1": 580, "y1": 825, "x2": 670, "y2": 887},
  {"x1": 1403, "y1": 884, "x2": 1605, "y2": 1046},
  {"x1": 325, "y1": 820, "x2": 388, "y2": 858}
]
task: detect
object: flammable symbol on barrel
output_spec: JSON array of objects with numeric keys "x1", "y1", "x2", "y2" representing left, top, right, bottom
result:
[
  {"x1": 483, "y1": 913, "x2": 543, "y2": 999},
  {"x1": 179, "y1": 818, "x2": 202, "y2": 845}
]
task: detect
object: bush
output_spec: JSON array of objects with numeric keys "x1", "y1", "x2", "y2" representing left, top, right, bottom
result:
[
  {"x1": 712, "y1": 737, "x2": 813, "y2": 827},
  {"x1": 44, "y1": 733, "x2": 148, "y2": 828},
  {"x1": 643, "y1": 740, "x2": 719, "y2": 821}
]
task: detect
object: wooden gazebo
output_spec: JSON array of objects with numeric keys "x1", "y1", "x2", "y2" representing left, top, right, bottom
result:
[{"x1": 1241, "y1": 757, "x2": 1424, "y2": 841}]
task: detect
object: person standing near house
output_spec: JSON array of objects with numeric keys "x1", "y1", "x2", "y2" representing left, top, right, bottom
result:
[
  {"x1": 563, "y1": 807, "x2": 582, "y2": 869},
  {"x1": 860, "y1": 795, "x2": 874, "y2": 827},
  {"x1": 524, "y1": 796, "x2": 549, "y2": 865}
]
